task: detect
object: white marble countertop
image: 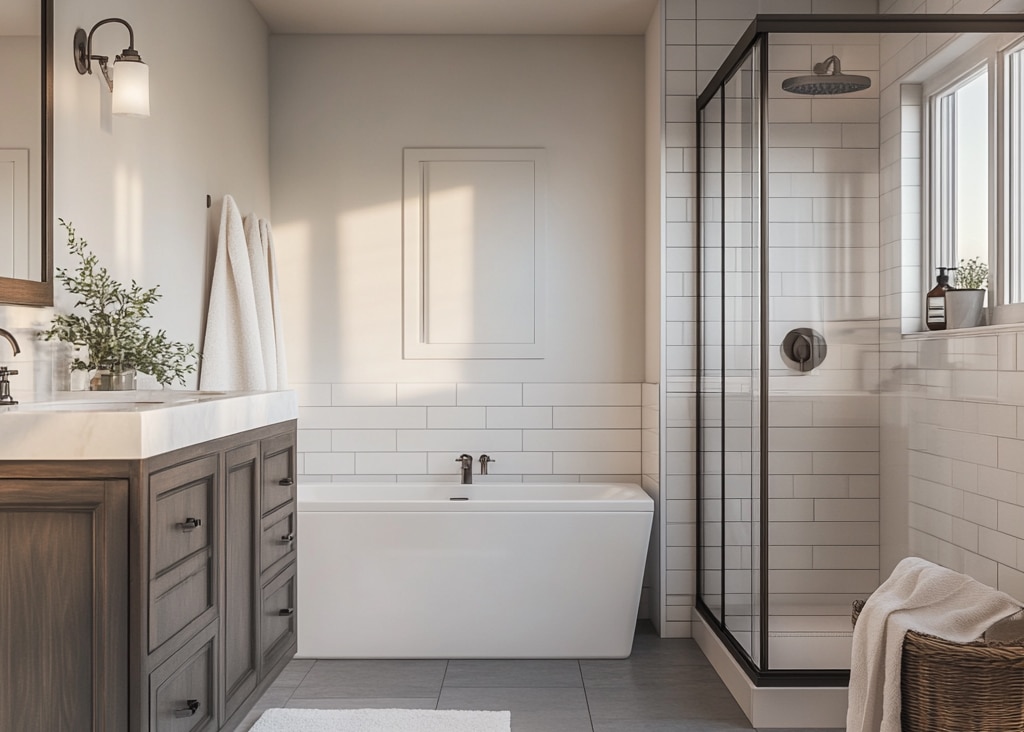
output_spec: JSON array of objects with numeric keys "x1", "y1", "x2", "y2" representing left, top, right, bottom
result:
[{"x1": 0, "y1": 390, "x2": 298, "y2": 460}]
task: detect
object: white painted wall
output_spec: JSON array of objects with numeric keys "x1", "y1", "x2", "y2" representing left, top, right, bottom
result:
[
  {"x1": 47, "y1": 0, "x2": 271, "y2": 388},
  {"x1": 269, "y1": 34, "x2": 646, "y2": 385}
]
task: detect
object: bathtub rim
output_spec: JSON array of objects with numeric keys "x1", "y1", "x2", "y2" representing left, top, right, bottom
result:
[{"x1": 298, "y1": 480, "x2": 654, "y2": 513}]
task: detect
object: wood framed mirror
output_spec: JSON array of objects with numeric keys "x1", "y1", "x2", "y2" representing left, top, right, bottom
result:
[{"x1": 0, "y1": 0, "x2": 52, "y2": 307}]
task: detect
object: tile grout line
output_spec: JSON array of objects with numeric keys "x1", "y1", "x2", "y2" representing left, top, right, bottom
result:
[
  {"x1": 436, "y1": 659, "x2": 450, "y2": 710},
  {"x1": 578, "y1": 659, "x2": 596, "y2": 732}
]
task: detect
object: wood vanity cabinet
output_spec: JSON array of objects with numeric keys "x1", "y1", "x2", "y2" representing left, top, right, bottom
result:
[{"x1": 0, "y1": 420, "x2": 297, "y2": 732}]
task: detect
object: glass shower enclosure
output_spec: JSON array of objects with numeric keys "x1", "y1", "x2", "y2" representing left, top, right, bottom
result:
[{"x1": 695, "y1": 14, "x2": 1024, "y2": 685}]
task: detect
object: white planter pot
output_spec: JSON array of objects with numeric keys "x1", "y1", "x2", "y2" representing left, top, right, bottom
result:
[{"x1": 945, "y1": 289, "x2": 986, "y2": 329}]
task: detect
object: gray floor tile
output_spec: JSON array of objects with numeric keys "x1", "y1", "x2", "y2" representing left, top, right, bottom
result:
[
  {"x1": 232, "y1": 622, "x2": 838, "y2": 732},
  {"x1": 439, "y1": 686, "x2": 593, "y2": 732},
  {"x1": 586, "y1": 683, "x2": 748, "y2": 724},
  {"x1": 247, "y1": 686, "x2": 294, "y2": 713},
  {"x1": 444, "y1": 660, "x2": 583, "y2": 688},
  {"x1": 593, "y1": 722, "x2": 754, "y2": 732},
  {"x1": 581, "y1": 660, "x2": 719, "y2": 688},
  {"x1": 292, "y1": 659, "x2": 447, "y2": 699},
  {"x1": 627, "y1": 632, "x2": 712, "y2": 667},
  {"x1": 284, "y1": 698, "x2": 438, "y2": 710},
  {"x1": 270, "y1": 659, "x2": 314, "y2": 688}
]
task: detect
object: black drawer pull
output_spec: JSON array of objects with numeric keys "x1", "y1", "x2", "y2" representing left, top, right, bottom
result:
[
  {"x1": 278, "y1": 478, "x2": 294, "y2": 487},
  {"x1": 174, "y1": 699, "x2": 200, "y2": 718},
  {"x1": 279, "y1": 533, "x2": 295, "y2": 545},
  {"x1": 179, "y1": 517, "x2": 202, "y2": 532},
  {"x1": 278, "y1": 607, "x2": 295, "y2": 617}
]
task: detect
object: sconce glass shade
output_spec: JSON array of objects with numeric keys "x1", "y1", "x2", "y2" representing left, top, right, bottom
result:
[{"x1": 111, "y1": 58, "x2": 149, "y2": 117}]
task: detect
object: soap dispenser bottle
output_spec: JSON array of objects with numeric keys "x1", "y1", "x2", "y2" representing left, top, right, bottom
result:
[{"x1": 926, "y1": 267, "x2": 956, "y2": 331}]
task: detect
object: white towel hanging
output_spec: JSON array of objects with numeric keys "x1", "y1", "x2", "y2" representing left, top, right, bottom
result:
[
  {"x1": 245, "y1": 213, "x2": 277, "y2": 390},
  {"x1": 261, "y1": 218, "x2": 288, "y2": 389},
  {"x1": 200, "y1": 195, "x2": 267, "y2": 391}
]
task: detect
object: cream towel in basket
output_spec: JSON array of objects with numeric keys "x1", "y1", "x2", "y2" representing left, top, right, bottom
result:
[{"x1": 847, "y1": 556, "x2": 1022, "y2": 732}]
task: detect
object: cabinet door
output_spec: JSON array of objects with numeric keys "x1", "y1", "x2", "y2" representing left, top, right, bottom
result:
[
  {"x1": 0, "y1": 479, "x2": 128, "y2": 732},
  {"x1": 221, "y1": 443, "x2": 260, "y2": 721}
]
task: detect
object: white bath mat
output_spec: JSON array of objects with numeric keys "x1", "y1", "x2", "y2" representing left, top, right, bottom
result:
[{"x1": 249, "y1": 707, "x2": 511, "y2": 732}]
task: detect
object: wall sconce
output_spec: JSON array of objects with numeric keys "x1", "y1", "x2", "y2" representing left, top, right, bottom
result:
[{"x1": 73, "y1": 18, "x2": 150, "y2": 118}]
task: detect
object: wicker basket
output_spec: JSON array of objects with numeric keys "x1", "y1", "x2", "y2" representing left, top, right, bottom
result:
[{"x1": 851, "y1": 599, "x2": 1024, "y2": 731}]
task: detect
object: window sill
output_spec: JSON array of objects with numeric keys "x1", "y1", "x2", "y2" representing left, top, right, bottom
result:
[{"x1": 902, "y1": 321, "x2": 1024, "y2": 340}]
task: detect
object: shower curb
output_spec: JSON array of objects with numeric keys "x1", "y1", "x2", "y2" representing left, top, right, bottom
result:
[{"x1": 693, "y1": 614, "x2": 849, "y2": 729}]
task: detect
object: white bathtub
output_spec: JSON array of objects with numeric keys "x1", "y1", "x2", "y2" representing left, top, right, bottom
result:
[{"x1": 297, "y1": 482, "x2": 654, "y2": 659}]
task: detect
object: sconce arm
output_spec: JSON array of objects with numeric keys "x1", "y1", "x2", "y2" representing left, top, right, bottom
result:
[{"x1": 74, "y1": 18, "x2": 139, "y2": 91}]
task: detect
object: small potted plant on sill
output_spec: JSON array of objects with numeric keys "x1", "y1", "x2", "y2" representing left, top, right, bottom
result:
[
  {"x1": 41, "y1": 220, "x2": 198, "y2": 390},
  {"x1": 946, "y1": 257, "x2": 989, "y2": 329}
]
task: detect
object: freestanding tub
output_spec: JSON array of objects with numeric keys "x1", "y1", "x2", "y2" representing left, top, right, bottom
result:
[{"x1": 297, "y1": 482, "x2": 654, "y2": 659}]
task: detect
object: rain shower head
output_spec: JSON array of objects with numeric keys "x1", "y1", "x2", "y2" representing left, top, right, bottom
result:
[{"x1": 781, "y1": 55, "x2": 871, "y2": 95}]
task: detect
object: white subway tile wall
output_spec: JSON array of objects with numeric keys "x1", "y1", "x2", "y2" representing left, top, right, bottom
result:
[
  {"x1": 878, "y1": 0, "x2": 1024, "y2": 603},
  {"x1": 296, "y1": 382, "x2": 645, "y2": 484}
]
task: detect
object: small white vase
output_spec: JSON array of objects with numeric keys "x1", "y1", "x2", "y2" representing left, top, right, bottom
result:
[{"x1": 945, "y1": 289, "x2": 986, "y2": 329}]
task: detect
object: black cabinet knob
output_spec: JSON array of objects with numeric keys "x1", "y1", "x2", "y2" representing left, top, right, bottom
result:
[
  {"x1": 179, "y1": 517, "x2": 202, "y2": 532},
  {"x1": 279, "y1": 533, "x2": 295, "y2": 545},
  {"x1": 278, "y1": 478, "x2": 295, "y2": 487},
  {"x1": 173, "y1": 699, "x2": 200, "y2": 718},
  {"x1": 278, "y1": 607, "x2": 295, "y2": 617}
]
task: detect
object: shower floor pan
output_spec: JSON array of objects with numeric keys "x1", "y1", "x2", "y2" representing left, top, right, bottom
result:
[{"x1": 703, "y1": 601, "x2": 854, "y2": 670}]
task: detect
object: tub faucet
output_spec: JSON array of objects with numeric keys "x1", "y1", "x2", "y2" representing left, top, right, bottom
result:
[{"x1": 456, "y1": 454, "x2": 474, "y2": 485}]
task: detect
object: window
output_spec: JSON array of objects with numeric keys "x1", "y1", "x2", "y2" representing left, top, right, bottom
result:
[
  {"x1": 1009, "y1": 43, "x2": 1024, "y2": 302},
  {"x1": 932, "y1": 69, "x2": 989, "y2": 278},
  {"x1": 925, "y1": 35, "x2": 1024, "y2": 324}
]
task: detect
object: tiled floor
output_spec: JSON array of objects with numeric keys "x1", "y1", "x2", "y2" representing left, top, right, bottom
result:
[{"x1": 233, "y1": 623, "x2": 842, "y2": 732}]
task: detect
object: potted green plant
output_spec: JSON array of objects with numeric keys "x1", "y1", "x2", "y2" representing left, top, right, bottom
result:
[
  {"x1": 946, "y1": 257, "x2": 989, "y2": 329},
  {"x1": 41, "y1": 220, "x2": 198, "y2": 390},
  {"x1": 946, "y1": 258, "x2": 988, "y2": 329}
]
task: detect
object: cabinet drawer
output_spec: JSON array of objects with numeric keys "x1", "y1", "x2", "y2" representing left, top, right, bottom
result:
[
  {"x1": 150, "y1": 455, "x2": 217, "y2": 578},
  {"x1": 261, "y1": 432, "x2": 296, "y2": 517},
  {"x1": 150, "y1": 552, "x2": 215, "y2": 653},
  {"x1": 261, "y1": 565, "x2": 296, "y2": 677},
  {"x1": 260, "y1": 504, "x2": 296, "y2": 576},
  {"x1": 150, "y1": 621, "x2": 217, "y2": 732}
]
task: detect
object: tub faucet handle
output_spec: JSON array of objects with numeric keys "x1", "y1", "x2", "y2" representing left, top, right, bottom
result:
[{"x1": 479, "y1": 454, "x2": 495, "y2": 475}]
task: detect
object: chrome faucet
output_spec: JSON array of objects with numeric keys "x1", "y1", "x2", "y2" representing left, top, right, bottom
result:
[
  {"x1": 0, "y1": 328, "x2": 19, "y2": 405},
  {"x1": 456, "y1": 454, "x2": 474, "y2": 485},
  {"x1": 479, "y1": 454, "x2": 495, "y2": 475}
]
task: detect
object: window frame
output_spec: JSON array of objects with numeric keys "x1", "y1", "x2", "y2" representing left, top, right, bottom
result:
[{"x1": 922, "y1": 33, "x2": 1024, "y2": 328}]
